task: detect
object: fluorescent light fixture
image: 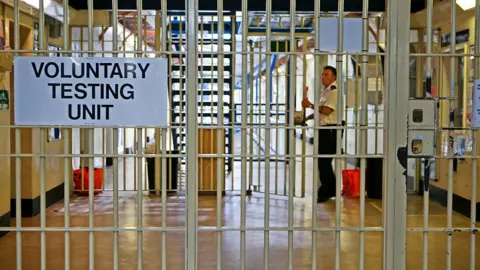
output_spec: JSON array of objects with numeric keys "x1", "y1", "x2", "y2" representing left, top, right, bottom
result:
[
  {"x1": 21, "y1": 0, "x2": 65, "y2": 22},
  {"x1": 456, "y1": 0, "x2": 475, "y2": 11}
]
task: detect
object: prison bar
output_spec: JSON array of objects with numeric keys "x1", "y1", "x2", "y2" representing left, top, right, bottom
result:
[{"x1": 5, "y1": 0, "x2": 480, "y2": 270}]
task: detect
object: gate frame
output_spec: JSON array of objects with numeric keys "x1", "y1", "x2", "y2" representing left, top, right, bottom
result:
[{"x1": 383, "y1": 0, "x2": 410, "y2": 268}]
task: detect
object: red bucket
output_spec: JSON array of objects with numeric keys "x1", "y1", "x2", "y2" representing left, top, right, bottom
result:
[
  {"x1": 73, "y1": 168, "x2": 103, "y2": 196},
  {"x1": 342, "y1": 169, "x2": 361, "y2": 198}
]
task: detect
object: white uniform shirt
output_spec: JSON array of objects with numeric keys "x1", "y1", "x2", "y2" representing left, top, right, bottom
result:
[{"x1": 318, "y1": 82, "x2": 338, "y2": 126}]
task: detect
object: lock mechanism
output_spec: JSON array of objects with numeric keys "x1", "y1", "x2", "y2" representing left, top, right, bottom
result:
[
  {"x1": 408, "y1": 99, "x2": 437, "y2": 158},
  {"x1": 411, "y1": 138, "x2": 423, "y2": 154},
  {"x1": 412, "y1": 109, "x2": 423, "y2": 123}
]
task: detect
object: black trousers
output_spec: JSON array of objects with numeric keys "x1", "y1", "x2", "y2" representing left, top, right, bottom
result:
[{"x1": 317, "y1": 125, "x2": 340, "y2": 198}]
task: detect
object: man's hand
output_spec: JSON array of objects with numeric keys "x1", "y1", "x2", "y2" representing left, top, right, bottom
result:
[{"x1": 302, "y1": 98, "x2": 313, "y2": 109}]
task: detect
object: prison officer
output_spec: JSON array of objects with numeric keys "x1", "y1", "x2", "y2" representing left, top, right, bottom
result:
[{"x1": 302, "y1": 65, "x2": 339, "y2": 203}]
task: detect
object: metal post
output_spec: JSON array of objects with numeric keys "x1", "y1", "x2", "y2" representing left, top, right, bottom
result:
[
  {"x1": 135, "y1": 1, "x2": 144, "y2": 269},
  {"x1": 359, "y1": 0, "x2": 369, "y2": 269},
  {"x1": 447, "y1": 1, "x2": 457, "y2": 268},
  {"x1": 186, "y1": 0, "x2": 199, "y2": 268},
  {"x1": 470, "y1": 1, "x2": 480, "y2": 269},
  {"x1": 384, "y1": 0, "x2": 410, "y2": 269},
  {"x1": 160, "y1": 1, "x2": 168, "y2": 269},
  {"x1": 63, "y1": 0, "x2": 71, "y2": 269},
  {"x1": 423, "y1": 0, "x2": 433, "y2": 269},
  {"x1": 216, "y1": 3, "x2": 225, "y2": 270},
  {"x1": 311, "y1": 0, "x2": 320, "y2": 269},
  {"x1": 13, "y1": 1, "x2": 22, "y2": 270},
  {"x1": 38, "y1": 1, "x2": 47, "y2": 270},
  {"x1": 288, "y1": 0, "x2": 297, "y2": 269},
  {"x1": 86, "y1": 1, "x2": 95, "y2": 269},
  {"x1": 335, "y1": 1, "x2": 344, "y2": 268},
  {"x1": 240, "y1": 0, "x2": 248, "y2": 269},
  {"x1": 264, "y1": 0, "x2": 272, "y2": 268},
  {"x1": 111, "y1": 1, "x2": 119, "y2": 269}
]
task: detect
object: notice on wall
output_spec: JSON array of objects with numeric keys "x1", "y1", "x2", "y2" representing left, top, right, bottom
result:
[
  {"x1": 472, "y1": 79, "x2": 480, "y2": 128},
  {"x1": 13, "y1": 57, "x2": 168, "y2": 126}
]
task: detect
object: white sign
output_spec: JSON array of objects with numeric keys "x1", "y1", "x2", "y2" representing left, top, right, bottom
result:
[
  {"x1": 14, "y1": 56, "x2": 168, "y2": 127},
  {"x1": 318, "y1": 18, "x2": 363, "y2": 52},
  {"x1": 472, "y1": 79, "x2": 480, "y2": 128}
]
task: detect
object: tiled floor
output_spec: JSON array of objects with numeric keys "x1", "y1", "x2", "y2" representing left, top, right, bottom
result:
[
  {"x1": 0, "y1": 137, "x2": 479, "y2": 269},
  {"x1": 0, "y1": 193, "x2": 478, "y2": 270}
]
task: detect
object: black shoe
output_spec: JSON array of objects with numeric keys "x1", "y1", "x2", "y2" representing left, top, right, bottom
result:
[{"x1": 317, "y1": 196, "x2": 332, "y2": 203}]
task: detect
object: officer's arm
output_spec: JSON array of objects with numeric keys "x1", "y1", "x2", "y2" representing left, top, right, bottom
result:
[
  {"x1": 319, "y1": 106, "x2": 333, "y2": 116},
  {"x1": 308, "y1": 104, "x2": 333, "y2": 116}
]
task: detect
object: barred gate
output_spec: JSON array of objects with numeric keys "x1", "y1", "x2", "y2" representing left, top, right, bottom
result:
[{"x1": 1, "y1": 0, "x2": 479, "y2": 269}]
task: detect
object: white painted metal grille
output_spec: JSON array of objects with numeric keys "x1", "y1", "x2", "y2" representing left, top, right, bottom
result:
[{"x1": 1, "y1": 0, "x2": 480, "y2": 269}]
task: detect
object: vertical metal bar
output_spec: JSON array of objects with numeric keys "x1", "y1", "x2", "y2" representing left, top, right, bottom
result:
[
  {"x1": 160, "y1": 0, "x2": 168, "y2": 269},
  {"x1": 240, "y1": 0, "x2": 248, "y2": 268},
  {"x1": 112, "y1": 129, "x2": 119, "y2": 270},
  {"x1": 275, "y1": 40, "x2": 280, "y2": 195},
  {"x1": 288, "y1": 0, "x2": 297, "y2": 269},
  {"x1": 38, "y1": 1, "x2": 47, "y2": 269},
  {"x1": 471, "y1": 1, "x2": 480, "y2": 269},
  {"x1": 123, "y1": 128, "x2": 127, "y2": 191},
  {"x1": 359, "y1": 0, "x2": 369, "y2": 269},
  {"x1": 301, "y1": 37, "x2": 307, "y2": 198},
  {"x1": 111, "y1": 0, "x2": 119, "y2": 268},
  {"x1": 40, "y1": 129, "x2": 47, "y2": 270},
  {"x1": 423, "y1": 0, "x2": 433, "y2": 269},
  {"x1": 283, "y1": 41, "x2": 289, "y2": 197},
  {"x1": 249, "y1": 41, "x2": 254, "y2": 193},
  {"x1": 210, "y1": 16, "x2": 214, "y2": 192},
  {"x1": 13, "y1": 1, "x2": 22, "y2": 269},
  {"x1": 257, "y1": 46, "x2": 262, "y2": 191},
  {"x1": 102, "y1": 129, "x2": 106, "y2": 192},
  {"x1": 231, "y1": 16, "x2": 236, "y2": 191},
  {"x1": 155, "y1": 11, "x2": 161, "y2": 196},
  {"x1": 384, "y1": 0, "x2": 409, "y2": 268},
  {"x1": 136, "y1": 1, "x2": 144, "y2": 268},
  {"x1": 87, "y1": 0, "x2": 95, "y2": 269},
  {"x1": 179, "y1": 15, "x2": 184, "y2": 192},
  {"x1": 335, "y1": 1, "x2": 344, "y2": 268},
  {"x1": 63, "y1": 0, "x2": 71, "y2": 268},
  {"x1": 161, "y1": 129, "x2": 167, "y2": 270},
  {"x1": 374, "y1": 17, "x2": 380, "y2": 156},
  {"x1": 264, "y1": 1, "x2": 272, "y2": 268},
  {"x1": 344, "y1": 55, "x2": 349, "y2": 173},
  {"x1": 136, "y1": 127, "x2": 143, "y2": 269},
  {"x1": 134, "y1": 126, "x2": 137, "y2": 191},
  {"x1": 311, "y1": 0, "x2": 320, "y2": 267},
  {"x1": 447, "y1": 1, "x2": 456, "y2": 269},
  {"x1": 186, "y1": 0, "x2": 199, "y2": 267},
  {"x1": 217, "y1": 4, "x2": 225, "y2": 270},
  {"x1": 144, "y1": 130, "x2": 148, "y2": 191}
]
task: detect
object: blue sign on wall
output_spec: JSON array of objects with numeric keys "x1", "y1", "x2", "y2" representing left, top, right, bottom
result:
[{"x1": 441, "y1": 29, "x2": 469, "y2": 47}]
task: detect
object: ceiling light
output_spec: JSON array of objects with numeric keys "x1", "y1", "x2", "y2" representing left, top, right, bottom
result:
[{"x1": 456, "y1": 0, "x2": 475, "y2": 11}]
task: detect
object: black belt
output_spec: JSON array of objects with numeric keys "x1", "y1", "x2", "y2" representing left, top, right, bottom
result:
[{"x1": 323, "y1": 121, "x2": 346, "y2": 127}]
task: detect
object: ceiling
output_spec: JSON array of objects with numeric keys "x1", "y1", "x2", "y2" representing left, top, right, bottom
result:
[
  {"x1": 66, "y1": 0, "x2": 391, "y2": 12},
  {"x1": 63, "y1": 0, "x2": 429, "y2": 13}
]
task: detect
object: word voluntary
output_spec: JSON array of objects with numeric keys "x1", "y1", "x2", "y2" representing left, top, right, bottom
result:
[
  {"x1": 31, "y1": 61, "x2": 150, "y2": 79},
  {"x1": 31, "y1": 61, "x2": 151, "y2": 121}
]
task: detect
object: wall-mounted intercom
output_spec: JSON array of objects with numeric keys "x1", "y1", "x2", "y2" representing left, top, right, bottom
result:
[{"x1": 407, "y1": 99, "x2": 437, "y2": 158}]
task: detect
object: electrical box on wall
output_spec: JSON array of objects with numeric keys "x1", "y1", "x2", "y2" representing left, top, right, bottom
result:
[{"x1": 408, "y1": 99, "x2": 437, "y2": 158}]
